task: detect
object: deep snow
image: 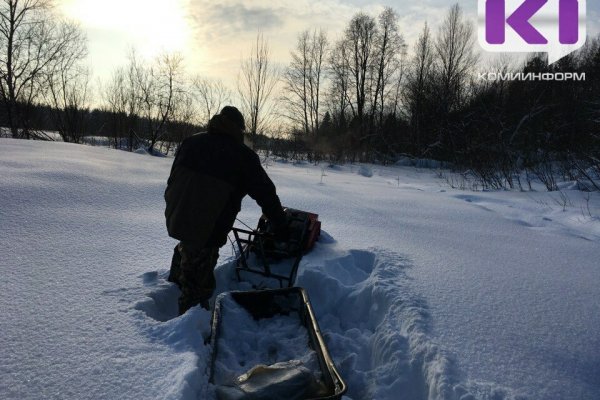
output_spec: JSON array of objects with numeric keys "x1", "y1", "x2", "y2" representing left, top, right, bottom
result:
[
  {"x1": 1, "y1": 138, "x2": 599, "y2": 400},
  {"x1": 212, "y1": 293, "x2": 324, "y2": 399}
]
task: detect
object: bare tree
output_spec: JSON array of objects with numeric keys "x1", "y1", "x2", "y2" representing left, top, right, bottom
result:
[
  {"x1": 238, "y1": 32, "x2": 279, "y2": 140},
  {"x1": 45, "y1": 64, "x2": 91, "y2": 143},
  {"x1": 282, "y1": 29, "x2": 328, "y2": 138},
  {"x1": 0, "y1": 0, "x2": 86, "y2": 139},
  {"x1": 168, "y1": 89, "x2": 197, "y2": 149},
  {"x1": 348, "y1": 13, "x2": 377, "y2": 126},
  {"x1": 191, "y1": 76, "x2": 230, "y2": 127},
  {"x1": 327, "y1": 12, "x2": 380, "y2": 161},
  {"x1": 371, "y1": 7, "x2": 405, "y2": 127},
  {"x1": 388, "y1": 50, "x2": 407, "y2": 119},
  {"x1": 282, "y1": 31, "x2": 311, "y2": 133},
  {"x1": 102, "y1": 51, "x2": 144, "y2": 150},
  {"x1": 434, "y1": 3, "x2": 478, "y2": 114},
  {"x1": 44, "y1": 21, "x2": 89, "y2": 143},
  {"x1": 134, "y1": 52, "x2": 184, "y2": 153},
  {"x1": 309, "y1": 30, "x2": 328, "y2": 137},
  {"x1": 333, "y1": 12, "x2": 378, "y2": 139},
  {"x1": 103, "y1": 68, "x2": 129, "y2": 148},
  {"x1": 328, "y1": 39, "x2": 351, "y2": 128},
  {"x1": 405, "y1": 23, "x2": 435, "y2": 152}
]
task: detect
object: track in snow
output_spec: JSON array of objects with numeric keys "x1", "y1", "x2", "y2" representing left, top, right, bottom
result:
[{"x1": 133, "y1": 238, "x2": 476, "y2": 400}]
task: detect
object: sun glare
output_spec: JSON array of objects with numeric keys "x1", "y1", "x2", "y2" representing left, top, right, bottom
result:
[{"x1": 60, "y1": 0, "x2": 192, "y2": 58}]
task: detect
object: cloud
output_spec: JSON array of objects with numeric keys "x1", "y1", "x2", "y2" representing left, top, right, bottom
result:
[
  {"x1": 187, "y1": 0, "x2": 469, "y2": 55},
  {"x1": 195, "y1": 3, "x2": 286, "y2": 38},
  {"x1": 184, "y1": 0, "x2": 358, "y2": 78},
  {"x1": 183, "y1": 0, "x2": 483, "y2": 84}
]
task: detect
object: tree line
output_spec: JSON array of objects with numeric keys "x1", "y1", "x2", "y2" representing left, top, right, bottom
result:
[
  {"x1": 0, "y1": 0, "x2": 218, "y2": 152},
  {"x1": 274, "y1": 4, "x2": 600, "y2": 191},
  {"x1": 1, "y1": 1, "x2": 599, "y2": 191}
]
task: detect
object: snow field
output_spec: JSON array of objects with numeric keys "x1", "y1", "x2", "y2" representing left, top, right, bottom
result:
[{"x1": 1, "y1": 139, "x2": 599, "y2": 400}]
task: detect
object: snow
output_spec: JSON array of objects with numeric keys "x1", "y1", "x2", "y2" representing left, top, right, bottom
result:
[
  {"x1": 1, "y1": 138, "x2": 599, "y2": 400},
  {"x1": 357, "y1": 165, "x2": 373, "y2": 178},
  {"x1": 212, "y1": 294, "x2": 324, "y2": 400},
  {"x1": 212, "y1": 294, "x2": 319, "y2": 386}
]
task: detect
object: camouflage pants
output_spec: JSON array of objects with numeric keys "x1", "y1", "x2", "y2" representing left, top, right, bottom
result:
[{"x1": 171, "y1": 243, "x2": 219, "y2": 315}]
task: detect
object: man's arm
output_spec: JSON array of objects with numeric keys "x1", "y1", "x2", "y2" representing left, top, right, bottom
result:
[{"x1": 242, "y1": 151, "x2": 287, "y2": 229}]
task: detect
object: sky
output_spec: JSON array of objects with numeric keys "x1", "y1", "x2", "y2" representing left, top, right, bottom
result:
[{"x1": 56, "y1": 0, "x2": 600, "y2": 91}]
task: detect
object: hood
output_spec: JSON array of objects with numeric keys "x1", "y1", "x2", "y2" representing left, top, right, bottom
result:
[{"x1": 208, "y1": 114, "x2": 244, "y2": 145}]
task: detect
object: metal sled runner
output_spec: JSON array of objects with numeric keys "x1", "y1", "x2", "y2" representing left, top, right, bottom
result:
[{"x1": 232, "y1": 208, "x2": 321, "y2": 288}]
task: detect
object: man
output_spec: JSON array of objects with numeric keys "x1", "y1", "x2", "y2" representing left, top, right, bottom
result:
[{"x1": 164, "y1": 106, "x2": 287, "y2": 314}]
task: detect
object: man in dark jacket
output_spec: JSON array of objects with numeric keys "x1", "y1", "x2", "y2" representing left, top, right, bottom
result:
[{"x1": 165, "y1": 106, "x2": 287, "y2": 314}]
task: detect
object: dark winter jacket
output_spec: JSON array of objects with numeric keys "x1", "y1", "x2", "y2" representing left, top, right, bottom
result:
[{"x1": 164, "y1": 114, "x2": 286, "y2": 247}]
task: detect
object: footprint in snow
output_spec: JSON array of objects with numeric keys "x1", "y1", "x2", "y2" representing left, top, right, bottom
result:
[
  {"x1": 319, "y1": 250, "x2": 376, "y2": 286},
  {"x1": 134, "y1": 271, "x2": 180, "y2": 322}
]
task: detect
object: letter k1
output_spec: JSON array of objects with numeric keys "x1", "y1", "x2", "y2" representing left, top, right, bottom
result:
[{"x1": 486, "y1": 0, "x2": 548, "y2": 45}]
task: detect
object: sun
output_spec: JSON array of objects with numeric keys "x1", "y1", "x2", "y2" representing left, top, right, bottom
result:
[{"x1": 59, "y1": 0, "x2": 193, "y2": 58}]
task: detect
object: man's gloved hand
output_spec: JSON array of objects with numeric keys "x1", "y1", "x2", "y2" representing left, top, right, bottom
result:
[{"x1": 272, "y1": 222, "x2": 290, "y2": 243}]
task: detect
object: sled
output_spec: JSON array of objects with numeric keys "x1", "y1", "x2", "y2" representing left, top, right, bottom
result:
[
  {"x1": 232, "y1": 208, "x2": 321, "y2": 288},
  {"x1": 209, "y1": 287, "x2": 347, "y2": 400}
]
